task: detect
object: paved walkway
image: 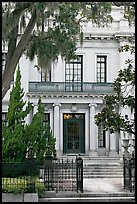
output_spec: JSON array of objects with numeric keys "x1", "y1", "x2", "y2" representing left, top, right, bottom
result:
[
  {"x1": 39, "y1": 177, "x2": 135, "y2": 202},
  {"x1": 83, "y1": 177, "x2": 126, "y2": 194}
]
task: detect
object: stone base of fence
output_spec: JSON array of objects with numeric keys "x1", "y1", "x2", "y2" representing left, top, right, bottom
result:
[{"x1": 2, "y1": 193, "x2": 38, "y2": 202}]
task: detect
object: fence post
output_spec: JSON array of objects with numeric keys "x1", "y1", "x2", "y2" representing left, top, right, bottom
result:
[
  {"x1": 76, "y1": 155, "x2": 83, "y2": 193},
  {"x1": 25, "y1": 146, "x2": 36, "y2": 193},
  {"x1": 123, "y1": 154, "x2": 135, "y2": 193},
  {"x1": 44, "y1": 151, "x2": 53, "y2": 191},
  {"x1": 130, "y1": 154, "x2": 135, "y2": 192},
  {"x1": 123, "y1": 155, "x2": 126, "y2": 189}
]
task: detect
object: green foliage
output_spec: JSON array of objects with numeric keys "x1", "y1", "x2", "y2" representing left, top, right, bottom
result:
[
  {"x1": 2, "y1": 2, "x2": 122, "y2": 71},
  {"x1": 25, "y1": 2, "x2": 115, "y2": 68},
  {"x1": 2, "y1": 2, "x2": 135, "y2": 100},
  {"x1": 95, "y1": 58, "x2": 135, "y2": 135},
  {"x1": 2, "y1": 67, "x2": 56, "y2": 162},
  {"x1": 2, "y1": 66, "x2": 32, "y2": 162},
  {"x1": 2, "y1": 161, "x2": 40, "y2": 178},
  {"x1": 2, "y1": 177, "x2": 45, "y2": 195},
  {"x1": 123, "y1": 2, "x2": 135, "y2": 26},
  {"x1": 25, "y1": 97, "x2": 56, "y2": 161}
]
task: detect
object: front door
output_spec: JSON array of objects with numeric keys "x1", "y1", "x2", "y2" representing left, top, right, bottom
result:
[{"x1": 63, "y1": 113, "x2": 85, "y2": 154}]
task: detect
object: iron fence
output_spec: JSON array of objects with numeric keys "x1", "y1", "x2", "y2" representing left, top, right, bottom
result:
[
  {"x1": 2, "y1": 160, "x2": 44, "y2": 193},
  {"x1": 43, "y1": 156, "x2": 83, "y2": 192},
  {"x1": 123, "y1": 155, "x2": 135, "y2": 193},
  {"x1": 2, "y1": 157, "x2": 83, "y2": 193}
]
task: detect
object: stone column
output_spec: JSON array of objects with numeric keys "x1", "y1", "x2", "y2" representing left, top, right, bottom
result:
[
  {"x1": 33, "y1": 104, "x2": 38, "y2": 115},
  {"x1": 89, "y1": 103, "x2": 98, "y2": 157},
  {"x1": 131, "y1": 134, "x2": 135, "y2": 156},
  {"x1": 105, "y1": 130, "x2": 110, "y2": 156},
  {"x1": 27, "y1": 103, "x2": 33, "y2": 124},
  {"x1": 53, "y1": 103, "x2": 61, "y2": 156},
  {"x1": 109, "y1": 133, "x2": 118, "y2": 157}
]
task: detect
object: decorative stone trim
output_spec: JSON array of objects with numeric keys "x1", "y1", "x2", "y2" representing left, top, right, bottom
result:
[{"x1": 27, "y1": 93, "x2": 106, "y2": 99}]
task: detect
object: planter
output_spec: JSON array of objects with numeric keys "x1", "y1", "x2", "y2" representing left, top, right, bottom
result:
[
  {"x1": 122, "y1": 139, "x2": 130, "y2": 159},
  {"x1": 122, "y1": 139, "x2": 129, "y2": 149},
  {"x1": 2, "y1": 193, "x2": 38, "y2": 202},
  {"x1": 24, "y1": 193, "x2": 38, "y2": 202}
]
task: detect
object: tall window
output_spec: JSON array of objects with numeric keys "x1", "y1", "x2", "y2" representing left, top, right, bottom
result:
[
  {"x1": 41, "y1": 68, "x2": 51, "y2": 82},
  {"x1": 43, "y1": 113, "x2": 50, "y2": 125},
  {"x1": 98, "y1": 125, "x2": 106, "y2": 148},
  {"x1": 65, "y1": 55, "x2": 83, "y2": 91},
  {"x1": 2, "y1": 113, "x2": 8, "y2": 126},
  {"x1": 97, "y1": 55, "x2": 107, "y2": 82}
]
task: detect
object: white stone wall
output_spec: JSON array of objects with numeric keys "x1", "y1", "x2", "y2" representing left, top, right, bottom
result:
[{"x1": 2, "y1": 6, "x2": 135, "y2": 157}]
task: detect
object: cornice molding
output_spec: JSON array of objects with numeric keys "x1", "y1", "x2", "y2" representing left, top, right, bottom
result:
[{"x1": 27, "y1": 92, "x2": 106, "y2": 99}]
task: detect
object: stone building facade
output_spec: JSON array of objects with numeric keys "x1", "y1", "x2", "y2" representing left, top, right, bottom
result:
[{"x1": 2, "y1": 6, "x2": 135, "y2": 158}]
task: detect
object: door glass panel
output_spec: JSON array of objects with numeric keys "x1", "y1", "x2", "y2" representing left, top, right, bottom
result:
[
  {"x1": 63, "y1": 113, "x2": 85, "y2": 153},
  {"x1": 67, "y1": 123, "x2": 80, "y2": 150}
]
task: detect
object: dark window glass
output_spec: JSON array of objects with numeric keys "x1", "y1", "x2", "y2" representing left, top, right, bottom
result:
[
  {"x1": 43, "y1": 113, "x2": 50, "y2": 125},
  {"x1": 97, "y1": 56, "x2": 107, "y2": 83},
  {"x1": 2, "y1": 113, "x2": 8, "y2": 126},
  {"x1": 65, "y1": 55, "x2": 83, "y2": 91},
  {"x1": 41, "y1": 69, "x2": 51, "y2": 82},
  {"x1": 98, "y1": 125, "x2": 106, "y2": 148}
]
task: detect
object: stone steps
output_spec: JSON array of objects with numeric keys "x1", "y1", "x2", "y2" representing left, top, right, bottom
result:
[
  {"x1": 38, "y1": 191, "x2": 135, "y2": 202},
  {"x1": 83, "y1": 158, "x2": 123, "y2": 178},
  {"x1": 39, "y1": 197, "x2": 135, "y2": 202},
  {"x1": 84, "y1": 175, "x2": 123, "y2": 178},
  {"x1": 53, "y1": 156, "x2": 124, "y2": 178}
]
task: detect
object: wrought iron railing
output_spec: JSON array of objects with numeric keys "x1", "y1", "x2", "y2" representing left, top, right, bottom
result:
[
  {"x1": 43, "y1": 156, "x2": 83, "y2": 192},
  {"x1": 123, "y1": 155, "x2": 135, "y2": 193},
  {"x1": 29, "y1": 82, "x2": 114, "y2": 95},
  {"x1": 2, "y1": 157, "x2": 83, "y2": 194}
]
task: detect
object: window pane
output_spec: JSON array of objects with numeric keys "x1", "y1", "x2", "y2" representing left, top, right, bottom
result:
[
  {"x1": 65, "y1": 55, "x2": 83, "y2": 91},
  {"x1": 97, "y1": 56, "x2": 106, "y2": 83},
  {"x1": 98, "y1": 125, "x2": 106, "y2": 147},
  {"x1": 41, "y1": 69, "x2": 51, "y2": 82}
]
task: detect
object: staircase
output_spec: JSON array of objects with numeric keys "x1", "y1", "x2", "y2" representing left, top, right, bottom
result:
[
  {"x1": 83, "y1": 156, "x2": 123, "y2": 178},
  {"x1": 84, "y1": 163, "x2": 123, "y2": 178},
  {"x1": 39, "y1": 191, "x2": 135, "y2": 202},
  {"x1": 58, "y1": 155, "x2": 124, "y2": 178}
]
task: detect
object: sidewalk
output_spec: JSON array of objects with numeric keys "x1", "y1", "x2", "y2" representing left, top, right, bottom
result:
[
  {"x1": 39, "y1": 177, "x2": 135, "y2": 202},
  {"x1": 83, "y1": 177, "x2": 126, "y2": 193}
]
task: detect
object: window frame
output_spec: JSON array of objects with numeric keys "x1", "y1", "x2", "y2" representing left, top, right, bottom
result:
[
  {"x1": 65, "y1": 55, "x2": 83, "y2": 91},
  {"x1": 41, "y1": 68, "x2": 51, "y2": 82},
  {"x1": 2, "y1": 112, "x2": 8, "y2": 127},
  {"x1": 98, "y1": 125, "x2": 106, "y2": 148},
  {"x1": 96, "y1": 55, "x2": 107, "y2": 83}
]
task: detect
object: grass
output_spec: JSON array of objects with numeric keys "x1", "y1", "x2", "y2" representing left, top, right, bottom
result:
[{"x1": 2, "y1": 177, "x2": 45, "y2": 195}]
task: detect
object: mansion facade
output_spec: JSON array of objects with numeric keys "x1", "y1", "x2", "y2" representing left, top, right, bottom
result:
[{"x1": 2, "y1": 6, "x2": 135, "y2": 158}]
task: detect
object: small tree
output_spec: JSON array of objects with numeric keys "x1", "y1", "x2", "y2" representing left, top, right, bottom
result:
[
  {"x1": 2, "y1": 66, "x2": 32, "y2": 162},
  {"x1": 94, "y1": 56, "x2": 135, "y2": 135},
  {"x1": 25, "y1": 97, "x2": 56, "y2": 161}
]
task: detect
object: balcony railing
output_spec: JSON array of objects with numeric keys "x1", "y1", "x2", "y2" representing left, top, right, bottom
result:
[{"x1": 29, "y1": 82, "x2": 114, "y2": 95}]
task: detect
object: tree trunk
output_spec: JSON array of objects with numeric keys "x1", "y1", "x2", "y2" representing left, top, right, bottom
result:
[{"x1": 2, "y1": 10, "x2": 37, "y2": 100}]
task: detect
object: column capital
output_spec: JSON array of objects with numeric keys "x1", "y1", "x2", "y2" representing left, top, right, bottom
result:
[
  {"x1": 32, "y1": 102, "x2": 37, "y2": 107},
  {"x1": 89, "y1": 103, "x2": 97, "y2": 108},
  {"x1": 53, "y1": 103, "x2": 61, "y2": 107}
]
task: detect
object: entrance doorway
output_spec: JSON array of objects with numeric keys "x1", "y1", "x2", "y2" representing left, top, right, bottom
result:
[{"x1": 63, "y1": 113, "x2": 85, "y2": 154}]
